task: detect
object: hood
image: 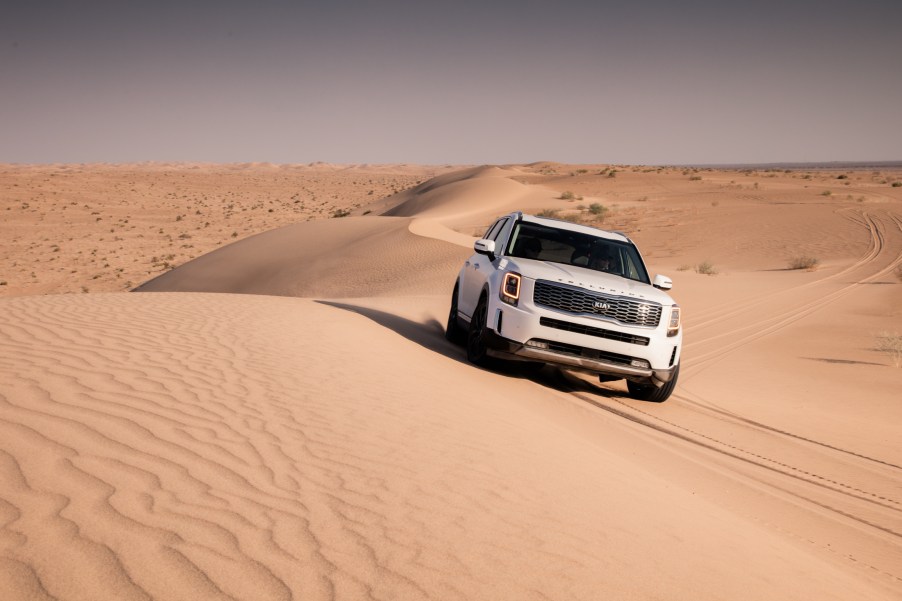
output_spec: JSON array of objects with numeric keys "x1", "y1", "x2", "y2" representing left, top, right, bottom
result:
[{"x1": 501, "y1": 257, "x2": 677, "y2": 305}]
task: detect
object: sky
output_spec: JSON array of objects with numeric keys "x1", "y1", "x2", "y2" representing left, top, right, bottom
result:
[{"x1": 2, "y1": 0, "x2": 900, "y2": 165}]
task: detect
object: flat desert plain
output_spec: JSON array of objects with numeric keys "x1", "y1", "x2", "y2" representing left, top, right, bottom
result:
[{"x1": 1, "y1": 162, "x2": 901, "y2": 600}]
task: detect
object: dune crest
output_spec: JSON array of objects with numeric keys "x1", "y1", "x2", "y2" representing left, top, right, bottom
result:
[
  {"x1": 134, "y1": 217, "x2": 469, "y2": 297},
  {"x1": 382, "y1": 165, "x2": 549, "y2": 222},
  {"x1": 135, "y1": 165, "x2": 561, "y2": 296}
]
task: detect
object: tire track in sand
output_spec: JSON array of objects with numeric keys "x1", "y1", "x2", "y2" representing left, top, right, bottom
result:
[
  {"x1": 553, "y1": 209, "x2": 902, "y2": 587},
  {"x1": 682, "y1": 210, "x2": 902, "y2": 376}
]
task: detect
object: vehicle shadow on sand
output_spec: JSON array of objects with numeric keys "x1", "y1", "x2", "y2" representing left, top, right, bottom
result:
[
  {"x1": 315, "y1": 300, "x2": 622, "y2": 397},
  {"x1": 315, "y1": 300, "x2": 467, "y2": 362}
]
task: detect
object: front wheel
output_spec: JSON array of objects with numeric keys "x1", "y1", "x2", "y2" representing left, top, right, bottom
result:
[
  {"x1": 466, "y1": 295, "x2": 491, "y2": 365},
  {"x1": 626, "y1": 363, "x2": 679, "y2": 403},
  {"x1": 445, "y1": 282, "x2": 464, "y2": 344}
]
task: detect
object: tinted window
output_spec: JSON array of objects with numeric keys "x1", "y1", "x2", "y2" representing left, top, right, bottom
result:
[
  {"x1": 487, "y1": 218, "x2": 509, "y2": 241},
  {"x1": 482, "y1": 219, "x2": 505, "y2": 241},
  {"x1": 494, "y1": 218, "x2": 514, "y2": 249}
]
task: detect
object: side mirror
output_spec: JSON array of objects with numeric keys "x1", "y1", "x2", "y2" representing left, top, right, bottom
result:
[
  {"x1": 653, "y1": 274, "x2": 673, "y2": 290},
  {"x1": 474, "y1": 239, "x2": 496, "y2": 260}
]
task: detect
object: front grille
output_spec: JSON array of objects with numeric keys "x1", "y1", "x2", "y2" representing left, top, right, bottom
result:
[
  {"x1": 534, "y1": 280, "x2": 662, "y2": 327},
  {"x1": 530, "y1": 339, "x2": 636, "y2": 366},
  {"x1": 540, "y1": 317, "x2": 650, "y2": 346}
]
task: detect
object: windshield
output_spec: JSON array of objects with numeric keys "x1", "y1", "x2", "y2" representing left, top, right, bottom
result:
[{"x1": 506, "y1": 221, "x2": 650, "y2": 284}]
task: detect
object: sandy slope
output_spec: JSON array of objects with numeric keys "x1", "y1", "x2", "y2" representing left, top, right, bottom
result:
[
  {"x1": 1, "y1": 292, "x2": 896, "y2": 601},
  {"x1": 2, "y1": 163, "x2": 902, "y2": 600},
  {"x1": 134, "y1": 217, "x2": 471, "y2": 298}
]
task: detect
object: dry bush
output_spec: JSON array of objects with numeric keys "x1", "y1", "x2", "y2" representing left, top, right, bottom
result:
[
  {"x1": 789, "y1": 256, "x2": 819, "y2": 271},
  {"x1": 876, "y1": 333, "x2": 902, "y2": 368},
  {"x1": 588, "y1": 203, "x2": 609, "y2": 222},
  {"x1": 695, "y1": 261, "x2": 718, "y2": 275}
]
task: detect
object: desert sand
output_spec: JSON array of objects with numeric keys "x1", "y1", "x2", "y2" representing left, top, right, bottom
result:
[{"x1": 1, "y1": 162, "x2": 901, "y2": 600}]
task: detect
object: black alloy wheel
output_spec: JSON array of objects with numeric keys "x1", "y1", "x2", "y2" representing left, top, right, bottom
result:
[
  {"x1": 445, "y1": 283, "x2": 464, "y2": 344},
  {"x1": 466, "y1": 295, "x2": 490, "y2": 365}
]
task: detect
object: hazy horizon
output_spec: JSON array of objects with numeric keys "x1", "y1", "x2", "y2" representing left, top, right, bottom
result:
[{"x1": 2, "y1": 0, "x2": 900, "y2": 165}]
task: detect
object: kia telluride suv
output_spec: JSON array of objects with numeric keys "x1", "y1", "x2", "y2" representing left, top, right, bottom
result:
[{"x1": 446, "y1": 211, "x2": 681, "y2": 402}]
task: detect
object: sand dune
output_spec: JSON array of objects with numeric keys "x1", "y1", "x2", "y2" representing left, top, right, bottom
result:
[
  {"x1": 2, "y1": 163, "x2": 902, "y2": 600},
  {"x1": 134, "y1": 165, "x2": 562, "y2": 297},
  {"x1": 134, "y1": 217, "x2": 470, "y2": 298},
  {"x1": 1, "y1": 292, "x2": 897, "y2": 600}
]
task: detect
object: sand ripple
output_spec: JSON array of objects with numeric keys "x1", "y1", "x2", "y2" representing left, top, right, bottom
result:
[{"x1": 1, "y1": 292, "x2": 897, "y2": 600}]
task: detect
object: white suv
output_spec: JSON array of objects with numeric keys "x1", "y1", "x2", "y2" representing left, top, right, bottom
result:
[{"x1": 446, "y1": 211, "x2": 682, "y2": 402}]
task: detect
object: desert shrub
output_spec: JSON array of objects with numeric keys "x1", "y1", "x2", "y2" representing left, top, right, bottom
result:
[
  {"x1": 789, "y1": 256, "x2": 819, "y2": 271},
  {"x1": 676, "y1": 265, "x2": 691, "y2": 272},
  {"x1": 559, "y1": 191, "x2": 576, "y2": 200},
  {"x1": 821, "y1": 190, "x2": 832, "y2": 196},
  {"x1": 588, "y1": 203, "x2": 609, "y2": 220},
  {"x1": 689, "y1": 175, "x2": 702, "y2": 181},
  {"x1": 331, "y1": 209, "x2": 351, "y2": 218},
  {"x1": 876, "y1": 333, "x2": 902, "y2": 368},
  {"x1": 538, "y1": 208, "x2": 559, "y2": 218},
  {"x1": 892, "y1": 182, "x2": 902, "y2": 187},
  {"x1": 695, "y1": 261, "x2": 717, "y2": 275}
]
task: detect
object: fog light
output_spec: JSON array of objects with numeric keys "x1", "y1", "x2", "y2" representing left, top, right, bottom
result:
[
  {"x1": 630, "y1": 359, "x2": 650, "y2": 369},
  {"x1": 526, "y1": 340, "x2": 549, "y2": 350}
]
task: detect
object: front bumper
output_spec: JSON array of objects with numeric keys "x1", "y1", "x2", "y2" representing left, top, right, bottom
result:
[
  {"x1": 480, "y1": 282, "x2": 681, "y2": 385},
  {"x1": 484, "y1": 330, "x2": 678, "y2": 385}
]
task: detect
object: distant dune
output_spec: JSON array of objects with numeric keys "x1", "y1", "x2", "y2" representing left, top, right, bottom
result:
[{"x1": 1, "y1": 162, "x2": 901, "y2": 600}]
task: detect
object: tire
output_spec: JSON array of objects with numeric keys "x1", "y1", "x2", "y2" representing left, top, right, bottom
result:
[
  {"x1": 466, "y1": 294, "x2": 491, "y2": 365},
  {"x1": 445, "y1": 283, "x2": 464, "y2": 344},
  {"x1": 626, "y1": 363, "x2": 679, "y2": 403}
]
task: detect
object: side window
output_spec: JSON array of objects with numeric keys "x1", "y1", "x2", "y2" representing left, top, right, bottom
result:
[
  {"x1": 482, "y1": 219, "x2": 504, "y2": 241},
  {"x1": 493, "y1": 218, "x2": 514, "y2": 253}
]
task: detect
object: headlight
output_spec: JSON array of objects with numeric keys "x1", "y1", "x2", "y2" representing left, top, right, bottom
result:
[
  {"x1": 500, "y1": 272, "x2": 521, "y2": 305},
  {"x1": 667, "y1": 305, "x2": 681, "y2": 337}
]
